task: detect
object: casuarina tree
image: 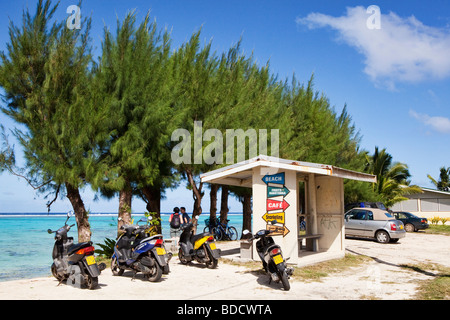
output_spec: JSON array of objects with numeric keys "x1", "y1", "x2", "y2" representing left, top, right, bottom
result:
[{"x1": 0, "y1": 0, "x2": 95, "y2": 241}]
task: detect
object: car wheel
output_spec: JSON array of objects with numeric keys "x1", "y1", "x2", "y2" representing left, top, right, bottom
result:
[
  {"x1": 375, "y1": 230, "x2": 390, "y2": 243},
  {"x1": 405, "y1": 223, "x2": 415, "y2": 232}
]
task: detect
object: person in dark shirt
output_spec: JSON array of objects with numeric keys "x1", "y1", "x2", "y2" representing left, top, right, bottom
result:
[{"x1": 180, "y1": 207, "x2": 191, "y2": 226}]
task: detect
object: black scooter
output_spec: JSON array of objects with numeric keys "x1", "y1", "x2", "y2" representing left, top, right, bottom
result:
[
  {"x1": 178, "y1": 217, "x2": 221, "y2": 269},
  {"x1": 243, "y1": 224, "x2": 294, "y2": 291},
  {"x1": 48, "y1": 211, "x2": 106, "y2": 289}
]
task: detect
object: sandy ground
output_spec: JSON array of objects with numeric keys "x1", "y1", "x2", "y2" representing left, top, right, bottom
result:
[{"x1": 0, "y1": 232, "x2": 448, "y2": 300}]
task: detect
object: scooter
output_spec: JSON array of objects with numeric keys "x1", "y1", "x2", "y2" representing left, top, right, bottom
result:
[
  {"x1": 243, "y1": 224, "x2": 294, "y2": 291},
  {"x1": 48, "y1": 211, "x2": 106, "y2": 289},
  {"x1": 178, "y1": 217, "x2": 221, "y2": 268},
  {"x1": 111, "y1": 217, "x2": 171, "y2": 282}
]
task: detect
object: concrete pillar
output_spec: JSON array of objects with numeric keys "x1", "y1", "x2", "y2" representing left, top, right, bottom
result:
[{"x1": 307, "y1": 173, "x2": 319, "y2": 251}]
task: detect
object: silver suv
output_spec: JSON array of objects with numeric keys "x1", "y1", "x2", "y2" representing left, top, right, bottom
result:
[{"x1": 345, "y1": 208, "x2": 406, "y2": 243}]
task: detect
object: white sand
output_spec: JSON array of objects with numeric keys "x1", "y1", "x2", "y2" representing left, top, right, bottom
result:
[{"x1": 0, "y1": 232, "x2": 448, "y2": 300}]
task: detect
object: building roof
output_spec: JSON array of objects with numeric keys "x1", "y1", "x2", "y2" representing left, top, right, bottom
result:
[
  {"x1": 200, "y1": 155, "x2": 377, "y2": 187},
  {"x1": 419, "y1": 187, "x2": 450, "y2": 196}
]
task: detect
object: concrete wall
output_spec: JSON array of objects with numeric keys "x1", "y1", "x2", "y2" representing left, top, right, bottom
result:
[{"x1": 315, "y1": 176, "x2": 345, "y2": 253}]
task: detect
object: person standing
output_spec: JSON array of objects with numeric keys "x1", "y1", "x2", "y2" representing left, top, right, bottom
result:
[
  {"x1": 169, "y1": 207, "x2": 184, "y2": 238},
  {"x1": 180, "y1": 207, "x2": 191, "y2": 226}
]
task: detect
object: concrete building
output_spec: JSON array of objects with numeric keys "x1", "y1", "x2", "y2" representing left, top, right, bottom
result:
[
  {"x1": 200, "y1": 155, "x2": 376, "y2": 267},
  {"x1": 391, "y1": 187, "x2": 450, "y2": 219}
]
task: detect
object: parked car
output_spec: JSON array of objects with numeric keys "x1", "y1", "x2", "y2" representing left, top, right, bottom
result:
[
  {"x1": 344, "y1": 208, "x2": 406, "y2": 243},
  {"x1": 392, "y1": 211, "x2": 429, "y2": 232}
]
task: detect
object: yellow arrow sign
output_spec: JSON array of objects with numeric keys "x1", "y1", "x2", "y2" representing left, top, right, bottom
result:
[{"x1": 262, "y1": 212, "x2": 285, "y2": 224}]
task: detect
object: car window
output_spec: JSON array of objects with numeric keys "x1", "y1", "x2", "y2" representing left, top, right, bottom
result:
[
  {"x1": 367, "y1": 211, "x2": 374, "y2": 220},
  {"x1": 396, "y1": 212, "x2": 407, "y2": 219},
  {"x1": 384, "y1": 213, "x2": 393, "y2": 218},
  {"x1": 348, "y1": 209, "x2": 366, "y2": 220}
]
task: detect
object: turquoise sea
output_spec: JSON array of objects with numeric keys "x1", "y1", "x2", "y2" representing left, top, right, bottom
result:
[{"x1": 0, "y1": 212, "x2": 243, "y2": 282}]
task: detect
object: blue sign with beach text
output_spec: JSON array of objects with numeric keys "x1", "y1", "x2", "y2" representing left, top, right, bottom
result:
[{"x1": 262, "y1": 172, "x2": 285, "y2": 185}]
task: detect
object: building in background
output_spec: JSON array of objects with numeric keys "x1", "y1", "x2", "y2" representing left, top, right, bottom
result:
[{"x1": 391, "y1": 188, "x2": 450, "y2": 219}]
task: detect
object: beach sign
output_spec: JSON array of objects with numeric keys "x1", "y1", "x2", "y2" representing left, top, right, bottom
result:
[{"x1": 262, "y1": 172, "x2": 285, "y2": 185}]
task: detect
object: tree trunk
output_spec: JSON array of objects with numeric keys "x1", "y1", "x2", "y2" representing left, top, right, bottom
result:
[
  {"x1": 209, "y1": 184, "x2": 218, "y2": 222},
  {"x1": 65, "y1": 182, "x2": 91, "y2": 242},
  {"x1": 185, "y1": 169, "x2": 203, "y2": 232},
  {"x1": 241, "y1": 193, "x2": 252, "y2": 239},
  {"x1": 220, "y1": 185, "x2": 229, "y2": 224},
  {"x1": 141, "y1": 185, "x2": 162, "y2": 234},
  {"x1": 118, "y1": 180, "x2": 132, "y2": 235}
]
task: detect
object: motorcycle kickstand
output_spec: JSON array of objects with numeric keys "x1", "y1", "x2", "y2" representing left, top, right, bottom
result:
[{"x1": 131, "y1": 271, "x2": 138, "y2": 281}]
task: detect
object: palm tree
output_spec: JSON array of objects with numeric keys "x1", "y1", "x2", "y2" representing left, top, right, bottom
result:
[
  {"x1": 427, "y1": 167, "x2": 450, "y2": 191},
  {"x1": 365, "y1": 147, "x2": 422, "y2": 207}
]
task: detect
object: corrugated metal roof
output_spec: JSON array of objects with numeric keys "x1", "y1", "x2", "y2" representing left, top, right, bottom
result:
[{"x1": 200, "y1": 155, "x2": 376, "y2": 186}]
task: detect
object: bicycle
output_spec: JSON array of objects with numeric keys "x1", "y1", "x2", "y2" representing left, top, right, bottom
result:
[
  {"x1": 212, "y1": 219, "x2": 238, "y2": 241},
  {"x1": 203, "y1": 217, "x2": 219, "y2": 234}
]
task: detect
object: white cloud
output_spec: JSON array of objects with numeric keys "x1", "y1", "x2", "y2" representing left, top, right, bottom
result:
[
  {"x1": 296, "y1": 6, "x2": 450, "y2": 89},
  {"x1": 410, "y1": 110, "x2": 450, "y2": 134}
]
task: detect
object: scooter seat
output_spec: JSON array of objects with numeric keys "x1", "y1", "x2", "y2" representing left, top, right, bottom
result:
[
  {"x1": 192, "y1": 232, "x2": 210, "y2": 243},
  {"x1": 68, "y1": 241, "x2": 93, "y2": 256}
]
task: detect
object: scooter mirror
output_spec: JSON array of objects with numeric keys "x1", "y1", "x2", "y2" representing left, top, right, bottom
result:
[
  {"x1": 243, "y1": 229, "x2": 250, "y2": 235},
  {"x1": 47, "y1": 229, "x2": 53, "y2": 234},
  {"x1": 67, "y1": 211, "x2": 74, "y2": 217}
]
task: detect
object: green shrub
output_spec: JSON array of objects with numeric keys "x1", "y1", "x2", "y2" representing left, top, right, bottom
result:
[{"x1": 95, "y1": 237, "x2": 116, "y2": 258}]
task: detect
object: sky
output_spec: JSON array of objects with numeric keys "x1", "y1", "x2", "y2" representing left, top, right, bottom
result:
[{"x1": 0, "y1": 0, "x2": 449, "y2": 213}]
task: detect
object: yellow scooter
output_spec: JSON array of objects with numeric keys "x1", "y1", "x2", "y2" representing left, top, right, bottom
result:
[{"x1": 178, "y1": 217, "x2": 221, "y2": 268}]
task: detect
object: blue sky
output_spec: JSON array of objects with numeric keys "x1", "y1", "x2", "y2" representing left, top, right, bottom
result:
[{"x1": 1, "y1": 0, "x2": 449, "y2": 213}]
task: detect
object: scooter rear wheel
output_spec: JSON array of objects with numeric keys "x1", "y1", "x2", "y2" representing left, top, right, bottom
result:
[
  {"x1": 85, "y1": 275, "x2": 98, "y2": 290},
  {"x1": 279, "y1": 270, "x2": 290, "y2": 291},
  {"x1": 144, "y1": 259, "x2": 162, "y2": 282},
  {"x1": 206, "y1": 250, "x2": 218, "y2": 269}
]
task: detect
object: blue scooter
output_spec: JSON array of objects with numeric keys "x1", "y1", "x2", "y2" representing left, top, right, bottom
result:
[{"x1": 111, "y1": 217, "x2": 171, "y2": 282}]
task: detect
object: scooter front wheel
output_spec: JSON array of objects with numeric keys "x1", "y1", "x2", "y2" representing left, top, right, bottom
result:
[
  {"x1": 51, "y1": 263, "x2": 65, "y2": 281},
  {"x1": 178, "y1": 248, "x2": 189, "y2": 265},
  {"x1": 111, "y1": 257, "x2": 124, "y2": 276}
]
